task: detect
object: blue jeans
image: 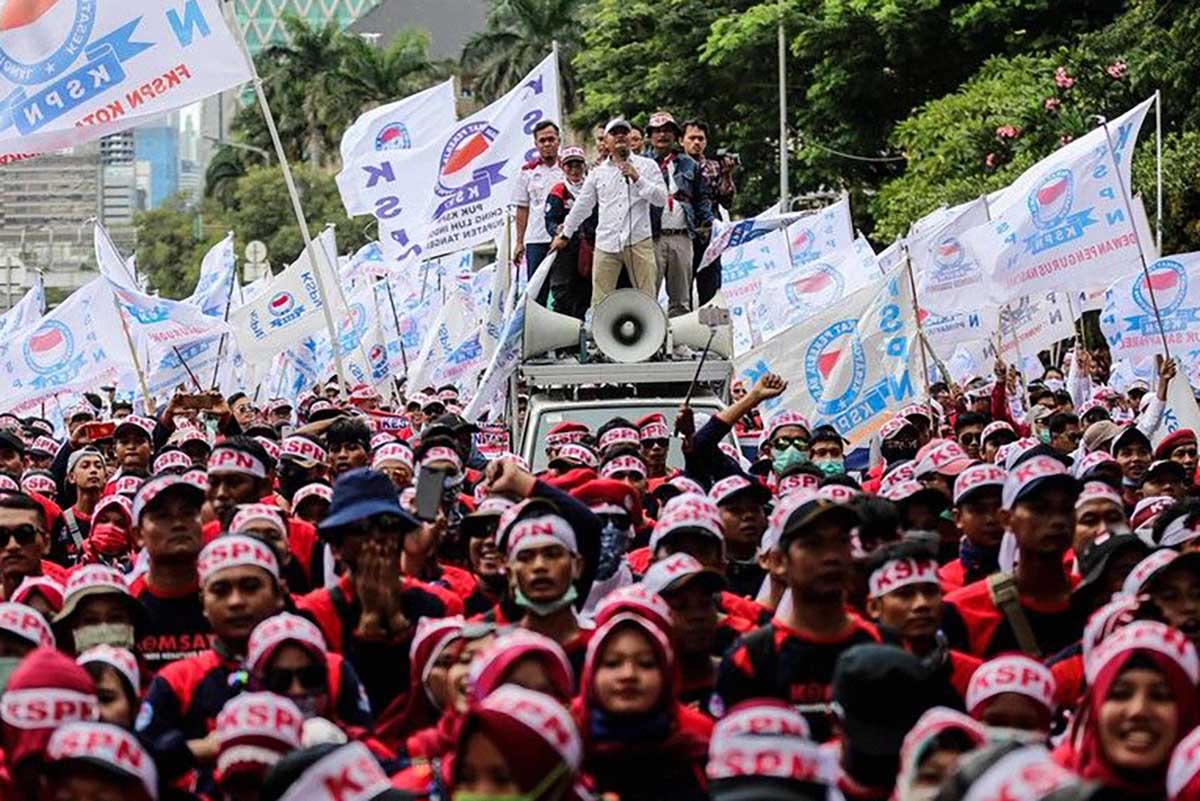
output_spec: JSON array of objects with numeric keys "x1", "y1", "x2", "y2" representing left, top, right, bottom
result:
[{"x1": 526, "y1": 242, "x2": 552, "y2": 305}]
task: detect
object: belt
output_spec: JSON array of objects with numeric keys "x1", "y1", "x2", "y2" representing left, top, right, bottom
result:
[{"x1": 661, "y1": 228, "x2": 689, "y2": 235}]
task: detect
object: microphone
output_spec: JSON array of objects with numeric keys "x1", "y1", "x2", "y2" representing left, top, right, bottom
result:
[{"x1": 615, "y1": 144, "x2": 632, "y2": 183}]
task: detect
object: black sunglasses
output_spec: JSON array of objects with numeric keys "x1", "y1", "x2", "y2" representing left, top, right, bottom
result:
[
  {"x1": 0, "y1": 525, "x2": 40, "y2": 548},
  {"x1": 264, "y1": 664, "x2": 326, "y2": 694}
]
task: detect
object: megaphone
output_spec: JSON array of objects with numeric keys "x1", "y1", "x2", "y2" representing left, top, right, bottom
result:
[
  {"x1": 592, "y1": 289, "x2": 667, "y2": 363},
  {"x1": 522, "y1": 299, "x2": 583, "y2": 360},
  {"x1": 669, "y1": 292, "x2": 734, "y2": 358}
]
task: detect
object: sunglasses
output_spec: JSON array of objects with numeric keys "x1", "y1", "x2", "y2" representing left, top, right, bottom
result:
[
  {"x1": 771, "y1": 436, "x2": 810, "y2": 451},
  {"x1": 263, "y1": 664, "x2": 326, "y2": 694},
  {"x1": 958, "y1": 433, "x2": 980, "y2": 446},
  {"x1": 0, "y1": 525, "x2": 40, "y2": 548},
  {"x1": 642, "y1": 438, "x2": 669, "y2": 449}
]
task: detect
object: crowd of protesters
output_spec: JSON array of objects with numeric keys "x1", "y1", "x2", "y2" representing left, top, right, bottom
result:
[{"x1": 0, "y1": 331, "x2": 1198, "y2": 801}]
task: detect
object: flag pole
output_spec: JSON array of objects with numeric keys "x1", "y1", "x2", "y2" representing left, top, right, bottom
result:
[
  {"x1": 173, "y1": 346, "x2": 204, "y2": 391},
  {"x1": 1155, "y1": 90, "x2": 1163, "y2": 253},
  {"x1": 210, "y1": 233, "x2": 240, "y2": 390},
  {"x1": 225, "y1": 7, "x2": 349, "y2": 400},
  {"x1": 901, "y1": 244, "x2": 934, "y2": 415},
  {"x1": 379, "y1": 278, "x2": 410, "y2": 374},
  {"x1": 1097, "y1": 114, "x2": 1172, "y2": 362},
  {"x1": 113, "y1": 296, "x2": 154, "y2": 414}
]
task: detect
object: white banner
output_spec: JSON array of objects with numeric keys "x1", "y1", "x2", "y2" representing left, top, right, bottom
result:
[
  {"x1": 311, "y1": 281, "x2": 390, "y2": 389},
  {"x1": 407, "y1": 279, "x2": 476, "y2": 387},
  {"x1": 909, "y1": 197, "x2": 991, "y2": 316},
  {"x1": 338, "y1": 53, "x2": 561, "y2": 266},
  {"x1": 0, "y1": 277, "x2": 44, "y2": 341},
  {"x1": 984, "y1": 292, "x2": 1076, "y2": 363},
  {"x1": 0, "y1": 0, "x2": 252, "y2": 161},
  {"x1": 700, "y1": 209, "x2": 810, "y2": 269},
  {"x1": 229, "y1": 229, "x2": 346, "y2": 366},
  {"x1": 733, "y1": 265, "x2": 921, "y2": 446},
  {"x1": 339, "y1": 78, "x2": 457, "y2": 164},
  {"x1": 0, "y1": 278, "x2": 133, "y2": 413},
  {"x1": 185, "y1": 233, "x2": 237, "y2": 316},
  {"x1": 1157, "y1": 358, "x2": 1200, "y2": 448},
  {"x1": 783, "y1": 197, "x2": 855, "y2": 267},
  {"x1": 1101, "y1": 253, "x2": 1200, "y2": 364},
  {"x1": 962, "y1": 97, "x2": 1154, "y2": 304}
]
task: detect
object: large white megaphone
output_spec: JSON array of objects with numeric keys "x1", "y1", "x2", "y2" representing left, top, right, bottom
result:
[
  {"x1": 668, "y1": 292, "x2": 734, "y2": 358},
  {"x1": 592, "y1": 289, "x2": 668, "y2": 363},
  {"x1": 522, "y1": 299, "x2": 583, "y2": 360}
]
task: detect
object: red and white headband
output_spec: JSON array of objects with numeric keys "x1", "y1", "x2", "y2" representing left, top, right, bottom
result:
[
  {"x1": 640, "y1": 422, "x2": 670, "y2": 440},
  {"x1": 420, "y1": 446, "x2": 462, "y2": 472},
  {"x1": 281, "y1": 436, "x2": 328, "y2": 464},
  {"x1": 198, "y1": 535, "x2": 280, "y2": 585},
  {"x1": 477, "y1": 685, "x2": 582, "y2": 770},
  {"x1": 965, "y1": 655, "x2": 1056, "y2": 716},
  {"x1": 230, "y1": 504, "x2": 286, "y2": 537},
  {"x1": 276, "y1": 741, "x2": 391, "y2": 801},
  {"x1": 246, "y1": 612, "x2": 327, "y2": 672},
  {"x1": 91, "y1": 494, "x2": 132, "y2": 525},
  {"x1": 208, "y1": 447, "x2": 268, "y2": 478},
  {"x1": 46, "y1": 722, "x2": 156, "y2": 800},
  {"x1": 777, "y1": 472, "x2": 819, "y2": 497},
  {"x1": 867, "y1": 557, "x2": 939, "y2": 599},
  {"x1": 553, "y1": 443, "x2": 597, "y2": 468},
  {"x1": 77, "y1": 645, "x2": 139, "y2": 695},
  {"x1": 215, "y1": 691, "x2": 304, "y2": 750},
  {"x1": 293, "y1": 483, "x2": 332, "y2": 507},
  {"x1": 1085, "y1": 620, "x2": 1200, "y2": 686},
  {"x1": 0, "y1": 601, "x2": 54, "y2": 649},
  {"x1": 599, "y1": 427, "x2": 640, "y2": 451},
  {"x1": 372, "y1": 442, "x2": 414, "y2": 470},
  {"x1": 601, "y1": 455, "x2": 646, "y2": 479},
  {"x1": 153, "y1": 450, "x2": 192, "y2": 473},
  {"x1": 20, "y1": 473, "x2": 55, "y2": 496},
  {"x1": 2, "y1": 688, "x2": 98, "y2": 729},
  {"x1": 506, "y1": 514, "x2": 578, "y2": 559}
]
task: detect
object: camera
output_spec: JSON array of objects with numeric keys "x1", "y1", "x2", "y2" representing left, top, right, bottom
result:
[{"x1": 716, "y1": 148, "x2": 741, "y2": 165}]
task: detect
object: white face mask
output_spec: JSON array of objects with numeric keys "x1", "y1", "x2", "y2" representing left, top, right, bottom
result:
[{"x1": 73, "y1": 623, "x2": 135, "y2": 652}]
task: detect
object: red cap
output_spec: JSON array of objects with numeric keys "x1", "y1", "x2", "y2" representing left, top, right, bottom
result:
[
  {"x1": 1157, "y1": 428, "x2": 1197, "y2": 460},
  {"x1": 570, "y1": 478, "x2": 644, "y2": 527}
]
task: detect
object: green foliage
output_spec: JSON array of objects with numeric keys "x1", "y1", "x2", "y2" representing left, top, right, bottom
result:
[
  {"x1": 462, "y1": 0, "x2": 587, "y2": 108},
  {"x1": 132, "y1": 196, "x2": 221, "y2": 299}
]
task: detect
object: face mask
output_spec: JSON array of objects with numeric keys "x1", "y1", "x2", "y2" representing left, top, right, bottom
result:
[
  {"x1": 73, "y1": 623, "x2": 135, "y2": 652},
  {"x1": 985, "y1": 725, "x2": 1047, "y2": 746},
  {"x1": 814, "y1": 458, "x2": 844, "y2": 477},
  {"x1": 903, "y1": 788, "x2": 941, "y2": 801},
  {"x1": 595, "y1": 522, "x2": 630, "y2": 583},
  {"x1": 1045, "y1": 379, "x2": 1065, "y2": 393},
  {"x1": 771, "y1": 445, "x2": 808, "y2": 476},
  {"x1": 0, "y1": 657, "x2": 21, "y2": 693},
  {"x1": 514, "y1": 584, "x2": 578, "y2": 617}
]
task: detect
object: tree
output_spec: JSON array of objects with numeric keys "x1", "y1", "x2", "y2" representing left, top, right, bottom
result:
[
  {"x1": 337, "y1": 29, "x2": 451, "y2": 121},
  {"x1": 133, "y1": 196, "x2": 225, "y2": 299},
  {"x1": 462, "y1": 0, "x2": 587, "y2": 109}
]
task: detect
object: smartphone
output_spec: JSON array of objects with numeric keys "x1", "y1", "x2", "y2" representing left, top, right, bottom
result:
[
  {"x1": 81, "y1": 421, "x2": 115, "y2": 442},
  {"x1": 414, "y1": 465, "x2": 448, "y2": 522}
]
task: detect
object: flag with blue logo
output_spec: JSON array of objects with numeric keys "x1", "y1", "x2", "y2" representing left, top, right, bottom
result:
[
  {"x1": 782, "y1": 197, "x2": 856, "y2": 268},
  {"x1": 699, "y1": 208, "x2": 810, "y2": 270},
  {"x1": 340, "y1": 78, "x2": 457, "y2": 165},
  {"x1": 407, "y1": 278, "x2": 477, "y2": 388},
  {"x1": 430, "y1": 326, "x2": 486, "y2": 391},
  {"x1": 0, "y1": 276, "x2": 44, "y2": 341},
  {"x1": 909, "y1": 197, "x2": 991, "y2": 316},
  {"x1": 229, "y1": 228, "x2": 348, "y2": 367},
  {"x1": 338, "y1": 53, "x2": 561, "y2": 266},
  {"x1": 0, "y1": 278, "x2": 134, "y2": 414},
  {"x1": 185, "y1": 234, "x2": 237, "y2": 317},
  {"x1": 732, "y1": 264, "x2": 921, "y2": 446},
  {"x1": 0, "y1": 0, "x2": 252, "y2": 161},
  {"x1": 961, "y1": 97, "x2": 1154, "y2": 305},
  {"x1": 1101, "y1": 252, "x2": 1200, "y2": 364},
  {"x1": 310, "y1": 280, "x2": 390, "y2": 389},
  {"x1": 1157, "y1": 358, "x2": 1200, "y2": 449},
  {"x1": 982, "y1": 292, "x2": 1076, "y2": 363}
]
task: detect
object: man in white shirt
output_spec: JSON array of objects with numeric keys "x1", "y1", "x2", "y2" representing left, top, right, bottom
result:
[
  {"x1": 512, "y1": 120, "x2": 565, "y2": 302},
  {"x1": 551, "y1": 117, "x2": 667, "y2": 309}
]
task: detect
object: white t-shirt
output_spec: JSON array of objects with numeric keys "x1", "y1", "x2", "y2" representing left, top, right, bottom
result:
[{"x1": 512, "y1": 160, "x2": 566, "y2": 244}]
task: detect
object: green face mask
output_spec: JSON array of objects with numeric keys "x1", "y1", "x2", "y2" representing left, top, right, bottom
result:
[
  {"x1": 1038, "y1": 428, "x2": 1051, "y2": 444},
  {"x1": 0, "y1": 657, "x2": 21, "y2": 693},
  {"x1": 771, "y1": 445, "x2": 809, "y2": 476},
  {"x1": 514, "y1": 584, "x2": 578, "y2": 617},
  {"x1": 73, "y1": 623, "x2": 135, "y2": 653},
  {"x1": 814, "y1": 458, "x2": 844, "y2": 477}
]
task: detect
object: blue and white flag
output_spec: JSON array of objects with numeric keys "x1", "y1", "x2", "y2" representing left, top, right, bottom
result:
[
  {"x1": 1158, "y1": 358, "x2": 1200, "y2": 449},
  {"x1": 407, "y1": 279, "x2": 476, "y2": 388},
  {"x1": 311, "y1": 280, "x2": 390, "y2": 389},
  {"x1": 983, "y1": 292, "x2": 1076, "y2": 363},
  {"x1": 94, "y1": 222, "x2": 139, "y2": 292},
  {"x1": 0, "y1": 277, "x2": 44, "y2": 341},
  {"x1": 0, "y1": 278, "x2": 133, "y2": 414},
  {"x1": 109, "y1": 280, "x2": 233, "y2": 369},
  {"x1": 720, "y1": 229, "x2": 792, "y2": 355},
  {"x1": 733, "y1": 264, "x2": 921, "y2": 446},
  {"x1": 338, "y1": 53, "x2": 561, "y2": 265},
  {"x1": 783, "y1": 197, "x2": 855, "y2": 267},
  {"x1": 699, "y1": 208, "x2": 809, "y2": 270},
  {"x1": 0, "y1": 0, "x2": 252, "y2": 162},
  {"x1": 185, "y1": 234, "x2": 237, "y2": 317},
  {"x1": 1101, "y1": 253, "x2": 1200, "y2": 364},
  {"x1": 339, "y1": 78, "x2": 457, "y2": 165},
  {"x1": 961, "y1": 97, "x2": 1154, "y2": 304},
  {"x1": 430, "y1": 327, "x2": 486, "y2": 391},
  {"x1": 909, "y1": 197, "x2": 991, "y2": 316}
]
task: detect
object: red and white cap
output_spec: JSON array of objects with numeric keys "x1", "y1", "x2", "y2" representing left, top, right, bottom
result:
[
  {"x1": 246, "y1": 612, "x2": 327, "y2": 673},
  {"x1": 662, "y1": 475, "x2": 705, "y2": 497},
  {"x1": 709, "y1": 475, "x2": 766, "y2": 506},
  {"x1": 198, "y1": 535, "x2": 280, "y2": 585},
  {"x1": 600, "y1": 454, "x2": 646, "y2": 479},
  {"x1": 506, "y1": 514, "x2": 578, "y2": 559},
  {"x1": 712, "y1": 699, "x2": 812, "y2": 742},
  {"x1": 954, "y1": 462, "x2": 1006, "y2": 505},
  {"x1": 255, "y1": 437, "x2": 281, "y2": 464},
  {"x1": 1131, "y1": 495, "x2": 1175, "y2": 535},
  {"x1": 209, "y1": 446, "x2": 268, "y2": 478},
  {"x1": 58, "y1": 565, "x2": 130, "y2": 621},
  {"x1": 598, "y1": 426, "x2": 640, "y2": 452},
  {"x1": 1082, "y1": 596, "x2": 1142, "y2": 665},
  {"x1": 107, "y1": 473, "x2": 145, "y2": 498},
  {"x1": 1074, "y1": 480, "x2": 1124, "y2": 511},
  {"x1": 372, "y1": 442, "x2": 413, "y2": 470},
  {"x1": 880, "y1": 479, "x2": 933, "y2": 503},
  {"x1": 131, "y1": 473, "x2": 204, "y2": 524},
  {"x1": 777, "y1": 471, "x2": 819, "y2": 497},
  {"x1": 215, "y1": 691, "x2": 304, "y2": 779},
  {"x1": 0, "y1": 474, "x2": 17, "y2": 492},
  {"x1": 867, "y1": 556, "x2": 939, "y2": 599},
  {"x1": 28, "y1": 436, "x2": 59, "y2": 456},
  {"x1": 475, "y1": 685, "x2": 582, "y2": 770},
  {"x1": 19, "y1": 472, "x2": 55, "y2": 496},
  {"x1": 152, "y1": 450, "x2": 192, "y2": 474},
  {"x1": 914, "y1": 439, "x2": 974, "y2": 478},
  {"x1": 420, "y1": 446, "x2": 462, "y2": 472},
  {"x1": 91, "y1": 494, "x2": 133, "y2": 526},
  {"x1": 1074, "y1": 450, "x2": 1118, "y2": 479},
  {"x1": 954, "y1": 745, "x2": 1080, "y2": 801},
  {"x1": 759, "y1": 489, "x2": 820, "y2": 554},
  {"x1": 230, "y1": 504, "x2": 286, "y2": 537},
  {"x1": 981, "y1": 420, "x2": 1016, "y2": 444},
  {"x1": 560, "y1": 145, "x2": 586, "y2": 164},
  {"x1": 965, "y1": 655, "x2": 1056, "y2": 717},
  {"x1": 550, "y1": 442, "x2": 597, "y2": 468},
  {"x1": 816, "y1": 484, "x2": 860, "y2": 505},
  {"x1": 1122, "y1": 549, "x2": 1200, "y2": 598},
  {"x1": 545, "y1": 422, "x2": 590, "y2": 448},
  {"x1": 76, "y1": 645, "x2": 139, "y2": 695},
  {"x1": 640, "y1": 553, "x2": 724, "y2": 599},
  {"x1": 1167, "y1": 725, "x2": 1200, "y2": 801},
  {"x1": 281, "y1": 436, "x2": 328, "y2": 467},
  {"x1": 115, "y1": 415, "x2": 156, "y2": 439},
  {"x1": 369, "y1": 432, "x2": 397, "y2": 451},
  {"x1": 411, "y1": 615, "x2": 466, "y2": 682},
  {"x1": 1160, "y1": 514, "x2": 1200, "y2": 549},
  {"x1": 0, "y1": 601, "x2": 54, "y2": 649},
  {"x1": 293, "y1": 483, "x2": 333, "y2": 508},
  {"x1": 649, "y1": 494, "x2": 724, "y2": 552},
  {"x1": 46, "y1": 722, "x2": 157, "y2": 801},
  {"x1": 763, "y1": 409, "x2": 812, "y2": 444},
  {"x1": 899, "y1": 403, "x2": 933, "y2": 422},
  {"x1": 879, "y1": 462, "x2": 916, "y2": 495},
  {"x1": 1002, "y1": 455, "x2": 1077, "y2": 510},
  {"x1": 11, "y1": 576, "x2": 64, "y2": 612},
  {"x1": 592, "y1": 585, "x2": 673, "y2": 634},
  {"x1": 275, "y1": 741, "x2": 392, "y2": 801},
  {"x1": 1085, "y1": 620, "x2": 1200, "y2": 686},
  {"x1": 880, "y1": 416, "x2": 915, "y2": 441}
]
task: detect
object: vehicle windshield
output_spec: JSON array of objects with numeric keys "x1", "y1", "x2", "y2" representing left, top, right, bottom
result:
[{"x1": 525, "y1": 398, "x2": 727, "y2": 472}]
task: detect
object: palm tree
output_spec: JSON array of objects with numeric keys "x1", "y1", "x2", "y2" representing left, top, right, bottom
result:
[{"x1": 461, "y1": 0, "x2": 586, "y2": 110}]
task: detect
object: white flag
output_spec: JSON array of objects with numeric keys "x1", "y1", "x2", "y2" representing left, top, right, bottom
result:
[
  {"x1": 700, "y1": 208, "x2": 810, "y2": 269},
  {"x1": 984, "y1": 293, "x2": 1077, "y2": 363},
  {"x1": 909, "y1": 197, "x2": 991, "y2": 316},
  {"x1": 338, "y1": 53, "x2": 561, "y2": 265},
  {"x1": 783, "y1": 197, "x2": 855, "y2": 267},
  {"x1": 0, "y1": 279, "x2": 133, "y2": 414},
  {"x1": 1157, "y1": 360, "x2": 1200, "y2": 448},
  {"x1": 229, "y1": 229, "x2": 346, "y2": 366},
  {"x1": 94, "y1": 223, "x2": 139, "y2": 292},
  {"x1": 186, "y1": 234, "x2": 237, "y2": 317},
  {"x1": 1101, "y1": 253, "x2": 1200, "y2": 364},
  {"x1": 0, "y1": 277, "x2": 44, "y2": 341},
  {"x1": 339, "y1": 78, "x2": 457, "y2": 164},
  {"x1": 0, "y1": 0, "x2": 252, "y2": 161},
  {"x1": 733, "y1": 265, "x2": 922, "y2": 446},
  {"x1": 311, "y1": 281, "x2": 391, "y2": 389},
  {"x1": 407, "y1": 280, "x2": 475, "y2": 387},
  {"x1": 962, "y1": 97, "x2": 1154, "y2": 304}
]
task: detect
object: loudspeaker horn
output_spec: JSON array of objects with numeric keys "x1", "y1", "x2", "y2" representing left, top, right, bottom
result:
[
  {"x1": 592, "y1": 289, "x2": 668, "y2": 363},
  {"x1": 669, "y1": 292, "x2": 734, "y2": 358},
  {"x1": 522, "y1": 299, "x2": 583, "y2": 360}
]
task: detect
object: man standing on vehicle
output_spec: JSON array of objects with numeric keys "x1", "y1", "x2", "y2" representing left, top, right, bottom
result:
[{"x1": 513, "y1": 120, "x2": 565, "y2": 303}]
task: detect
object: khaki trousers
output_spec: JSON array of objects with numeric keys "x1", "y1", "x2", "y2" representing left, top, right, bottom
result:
[{"x1": 592, "y1": 237, "x2": 658, "y2": 308}]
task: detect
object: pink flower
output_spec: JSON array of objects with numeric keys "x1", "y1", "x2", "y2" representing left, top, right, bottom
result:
[
  {"x1": 995, "y1": 124, "x2": 1021, "y2": 140},
  {"x1": 1044, "y1": 97, "x2": 1061, "y2": 112},
  {"x1": 985, "y1": 152, "x2": 999, "y2": 170},
  {"x1": 1054, "y1": 66, "x2": 1075, "y2": 89},
  {"x1": 1106, "y1": 60, "x2": 1128, "y2": 80},
  {"x1": 1059, "y1": 134, "x2": 1074, "y2": 145}
]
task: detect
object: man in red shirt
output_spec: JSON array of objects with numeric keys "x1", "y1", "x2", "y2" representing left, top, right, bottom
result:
[{"x1": 940, "y1": 463, "x2": 1007, "y2": 593}]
